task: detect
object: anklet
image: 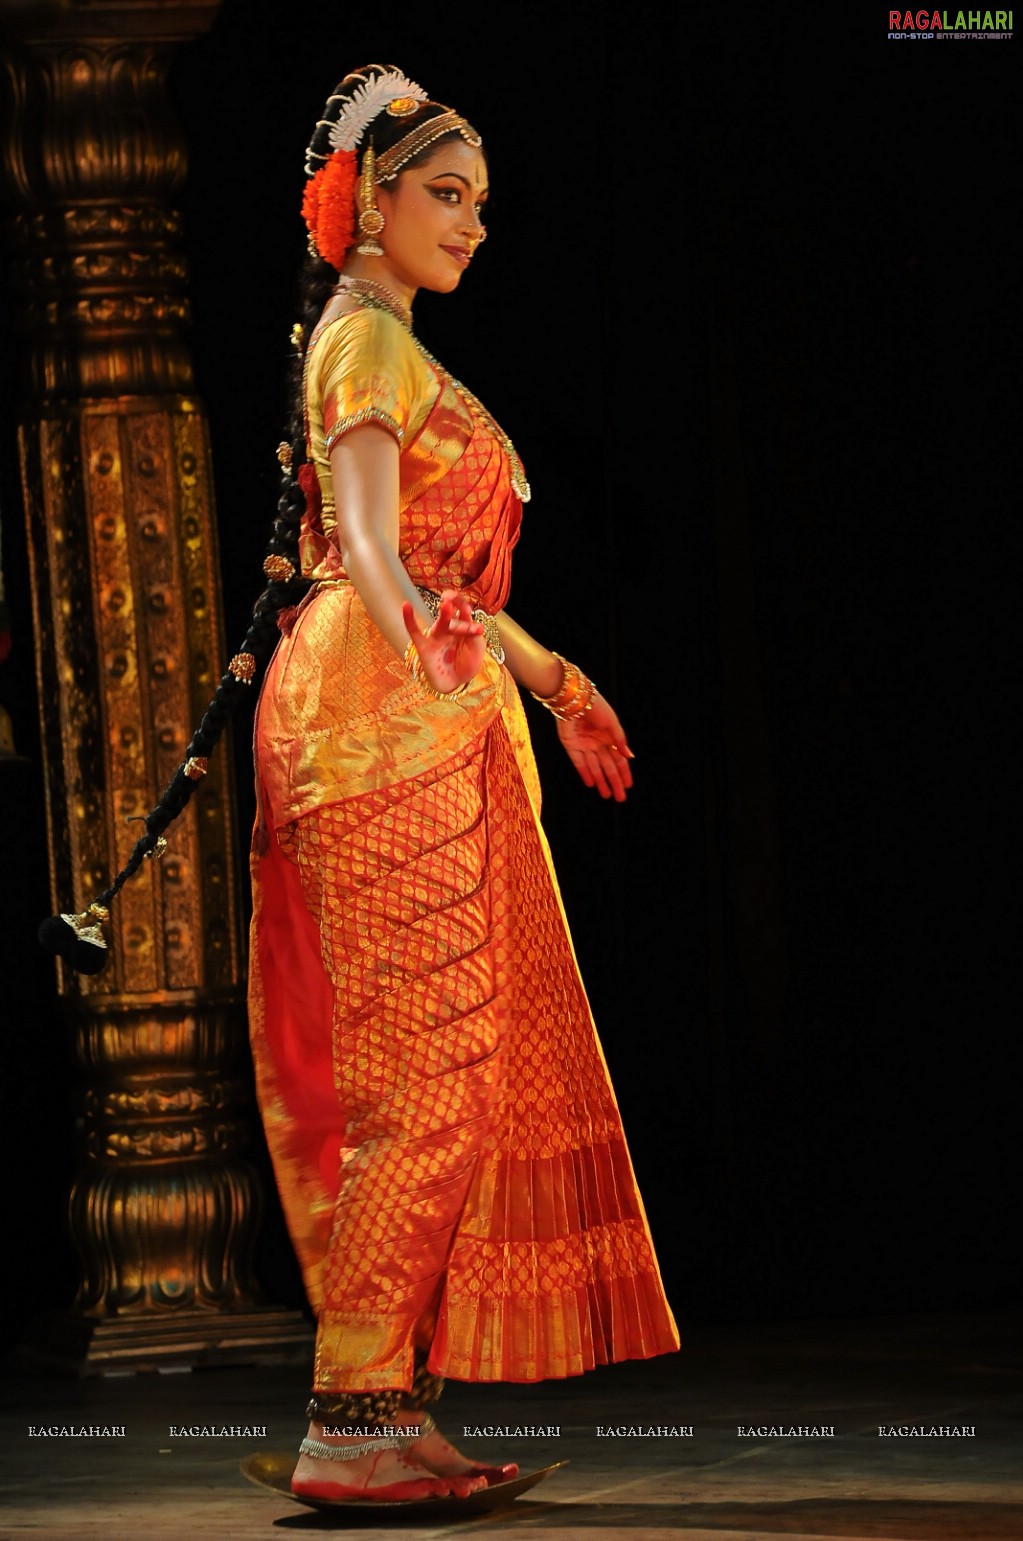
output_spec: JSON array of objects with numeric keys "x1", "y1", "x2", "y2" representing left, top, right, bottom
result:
[{"x1": 299, "y1": 1431, "x2": 418, "y2": 1462}]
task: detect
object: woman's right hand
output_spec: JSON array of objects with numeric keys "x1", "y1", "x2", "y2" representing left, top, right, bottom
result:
[{"x1": 402, "y1": 589, "x2": 486, "y2": 696}]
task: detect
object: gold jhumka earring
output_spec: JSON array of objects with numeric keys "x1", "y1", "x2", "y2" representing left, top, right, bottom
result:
[{"x1": 356, "y1": 138, "x2": 385, "y2": 255}]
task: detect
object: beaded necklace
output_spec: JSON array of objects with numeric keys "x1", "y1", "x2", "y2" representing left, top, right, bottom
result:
[
  {"x1": 330, "y1": 275, "x2": 412, "y2": 329},
  {"x1": 324, "y1": 276, "x2": 531, "y2": 502}
]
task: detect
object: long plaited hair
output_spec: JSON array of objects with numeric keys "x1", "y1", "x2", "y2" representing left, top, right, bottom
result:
[{"x1": 40, "y1": 64, "x2": 478, "y2": 975}]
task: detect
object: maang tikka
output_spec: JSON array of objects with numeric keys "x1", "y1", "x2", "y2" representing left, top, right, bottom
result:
[{"x1": 356, "y1": 138, "x2": 385, "y2": 255}]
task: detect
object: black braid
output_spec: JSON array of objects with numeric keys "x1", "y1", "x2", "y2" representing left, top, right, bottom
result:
[
  {"x1": 42, "y1": 64, "x2": 472, "y2": 972},
  {"x1": 86, "y1": 79, "x2": 366, "y2": 916},
  {"x1": 94, "y1": 452, "x2": 312, "y2": 909}
]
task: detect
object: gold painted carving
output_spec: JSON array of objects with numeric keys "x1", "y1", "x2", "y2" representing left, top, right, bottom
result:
[{"x1": 0, "y1": 3, "x2": 310, "y2": 1362}]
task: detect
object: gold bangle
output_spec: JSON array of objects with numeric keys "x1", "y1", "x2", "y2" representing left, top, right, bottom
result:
[
  {"x1": 402, "y1": 640, "x2": 471, "y2": 700},
  {"x1": 529, "y1": 652, "x2": 595, "y2": 720}
]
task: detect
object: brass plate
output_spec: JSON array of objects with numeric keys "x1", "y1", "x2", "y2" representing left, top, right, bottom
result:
[{"x1": 240, "y1": 1452, "x2": 567, "y2": 1515}]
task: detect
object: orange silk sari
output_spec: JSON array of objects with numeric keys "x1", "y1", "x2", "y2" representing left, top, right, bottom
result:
[{"x1": 247, "y1": 306, "x2": 679, "y2": 1391}]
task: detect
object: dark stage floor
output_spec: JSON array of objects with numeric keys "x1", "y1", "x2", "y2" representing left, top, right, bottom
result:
[{"x1": 1, "y1": 1304, "x2": 1020, "y2": 1539}]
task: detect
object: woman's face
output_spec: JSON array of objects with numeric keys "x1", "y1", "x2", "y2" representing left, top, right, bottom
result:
[{"x1": 374, "y1": 137, "x2": 488, "y2": 295}]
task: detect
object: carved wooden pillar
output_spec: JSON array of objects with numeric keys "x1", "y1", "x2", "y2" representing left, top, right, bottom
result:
[{"x1": 0, "y1": 1, "x2": 311, "y2": 1370}]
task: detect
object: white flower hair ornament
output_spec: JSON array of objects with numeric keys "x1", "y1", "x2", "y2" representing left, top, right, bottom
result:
[
  {"x1": 302, "y1": 69, "x2": 465, "y2": 269},
  {"x1": 327, "y1": 70, "x2": 428, "y2": 154}
]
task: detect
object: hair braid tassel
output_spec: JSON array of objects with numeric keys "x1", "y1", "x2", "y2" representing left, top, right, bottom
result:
[{"x1": 38, "y1": 453, "x2": 312, "y2": 975}]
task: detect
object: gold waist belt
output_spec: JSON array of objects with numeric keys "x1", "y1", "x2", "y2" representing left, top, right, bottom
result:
[
  {"x1": 415, "y1": 585, "x2": 505, "y2": 665},
  {"x1": 310, "y1": 579, "x2": 505, "y2": 666}
]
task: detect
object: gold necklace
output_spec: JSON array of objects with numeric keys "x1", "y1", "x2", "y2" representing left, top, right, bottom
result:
[
  {"x1": 327, "y1": 277, "x2": 531, "y2": 503},
  {"x1": 331, "y1": 275, "x2": 412, "y2": 330}
]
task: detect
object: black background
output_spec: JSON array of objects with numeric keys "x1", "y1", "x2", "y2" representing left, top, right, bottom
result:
[{"x1": 0, "y1": 2, "x2": 1019, "y2": 1351}]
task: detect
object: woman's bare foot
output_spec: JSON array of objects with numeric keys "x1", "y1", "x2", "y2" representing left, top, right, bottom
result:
[
  {"x1": 397, "y1": 1410, "x2": 519, "y2": 1486},
  {"x1": 291, "y1": 1420, "x2": 487, "y2": 1501}
]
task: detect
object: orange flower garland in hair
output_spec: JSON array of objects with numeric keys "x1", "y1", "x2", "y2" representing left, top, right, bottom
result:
[{"x1": 302, "y1": 148, "x2": 357, "y2": 269}]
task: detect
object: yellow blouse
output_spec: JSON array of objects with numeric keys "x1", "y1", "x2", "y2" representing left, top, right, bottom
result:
[
  {"x1": 301, "y1": 307, "x2": 478, "y2": 582},
  {"x1": 256, "y1": 302, "x2": 531, "y2": 821}
]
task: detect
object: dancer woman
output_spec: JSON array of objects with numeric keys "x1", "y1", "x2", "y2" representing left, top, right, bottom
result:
[{"x1": 43, "y1": 63, "x2": 679, "y2": 1506}]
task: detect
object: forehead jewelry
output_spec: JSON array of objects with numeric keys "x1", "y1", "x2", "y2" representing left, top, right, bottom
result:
[{"x1": 375, "y1": 111, "x2": 483, "y2": 183}]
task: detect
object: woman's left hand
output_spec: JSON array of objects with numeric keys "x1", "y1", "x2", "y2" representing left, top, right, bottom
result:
[{"x1": 556, "y1": 691, "x2": 635, "y2": 803}]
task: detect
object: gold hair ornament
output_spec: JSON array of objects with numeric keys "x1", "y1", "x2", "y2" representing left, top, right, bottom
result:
[
  {"x1": 263, "y1": 553, "x2": 295, "y2": 583},
  {"x1": 228, "y1": 652, "x2": 256, "y2": 683},
  {"x1": 125, "y1": 815, "x2": 168, "y2": 860},
  {"x1": 37, "y1": 897, "x2": 110, "y2": 974},
  {"x1": 59, "y1": 905, "x2": 109, "y2": 948}
]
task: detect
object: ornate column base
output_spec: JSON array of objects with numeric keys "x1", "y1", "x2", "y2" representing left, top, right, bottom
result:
[{"x1": 16, "y1": 1306, "x2": 313, "y2": 1376}]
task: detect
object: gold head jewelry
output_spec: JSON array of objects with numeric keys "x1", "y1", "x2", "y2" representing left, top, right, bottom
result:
[
  {"x1": 375, "y1": 110, "x2": 482, "y2": 183},
  {"x1": 356, "y1": 138, "x2": 386, "y2": 256}
]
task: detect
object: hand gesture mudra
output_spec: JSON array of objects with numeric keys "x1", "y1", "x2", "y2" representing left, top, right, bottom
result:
[
  {"x1": 401, "y1": 589, "x2": 486, "y2": 696},
  {"x1": 557, "y1": 690, "x2": 635, "y2": 803}
]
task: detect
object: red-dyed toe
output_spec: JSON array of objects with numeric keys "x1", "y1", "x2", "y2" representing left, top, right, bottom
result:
[
  {"x1": 446, "y1": 1473, "x2": 489, "y2": 1497},
  {"x1": 472, "y1": 1462, "x2": 520, "y2": 1485}
]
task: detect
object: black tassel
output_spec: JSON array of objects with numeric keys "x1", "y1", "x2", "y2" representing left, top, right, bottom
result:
[{"x1": 38, "y1": 908, "x2": 110, "y2": 976}]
